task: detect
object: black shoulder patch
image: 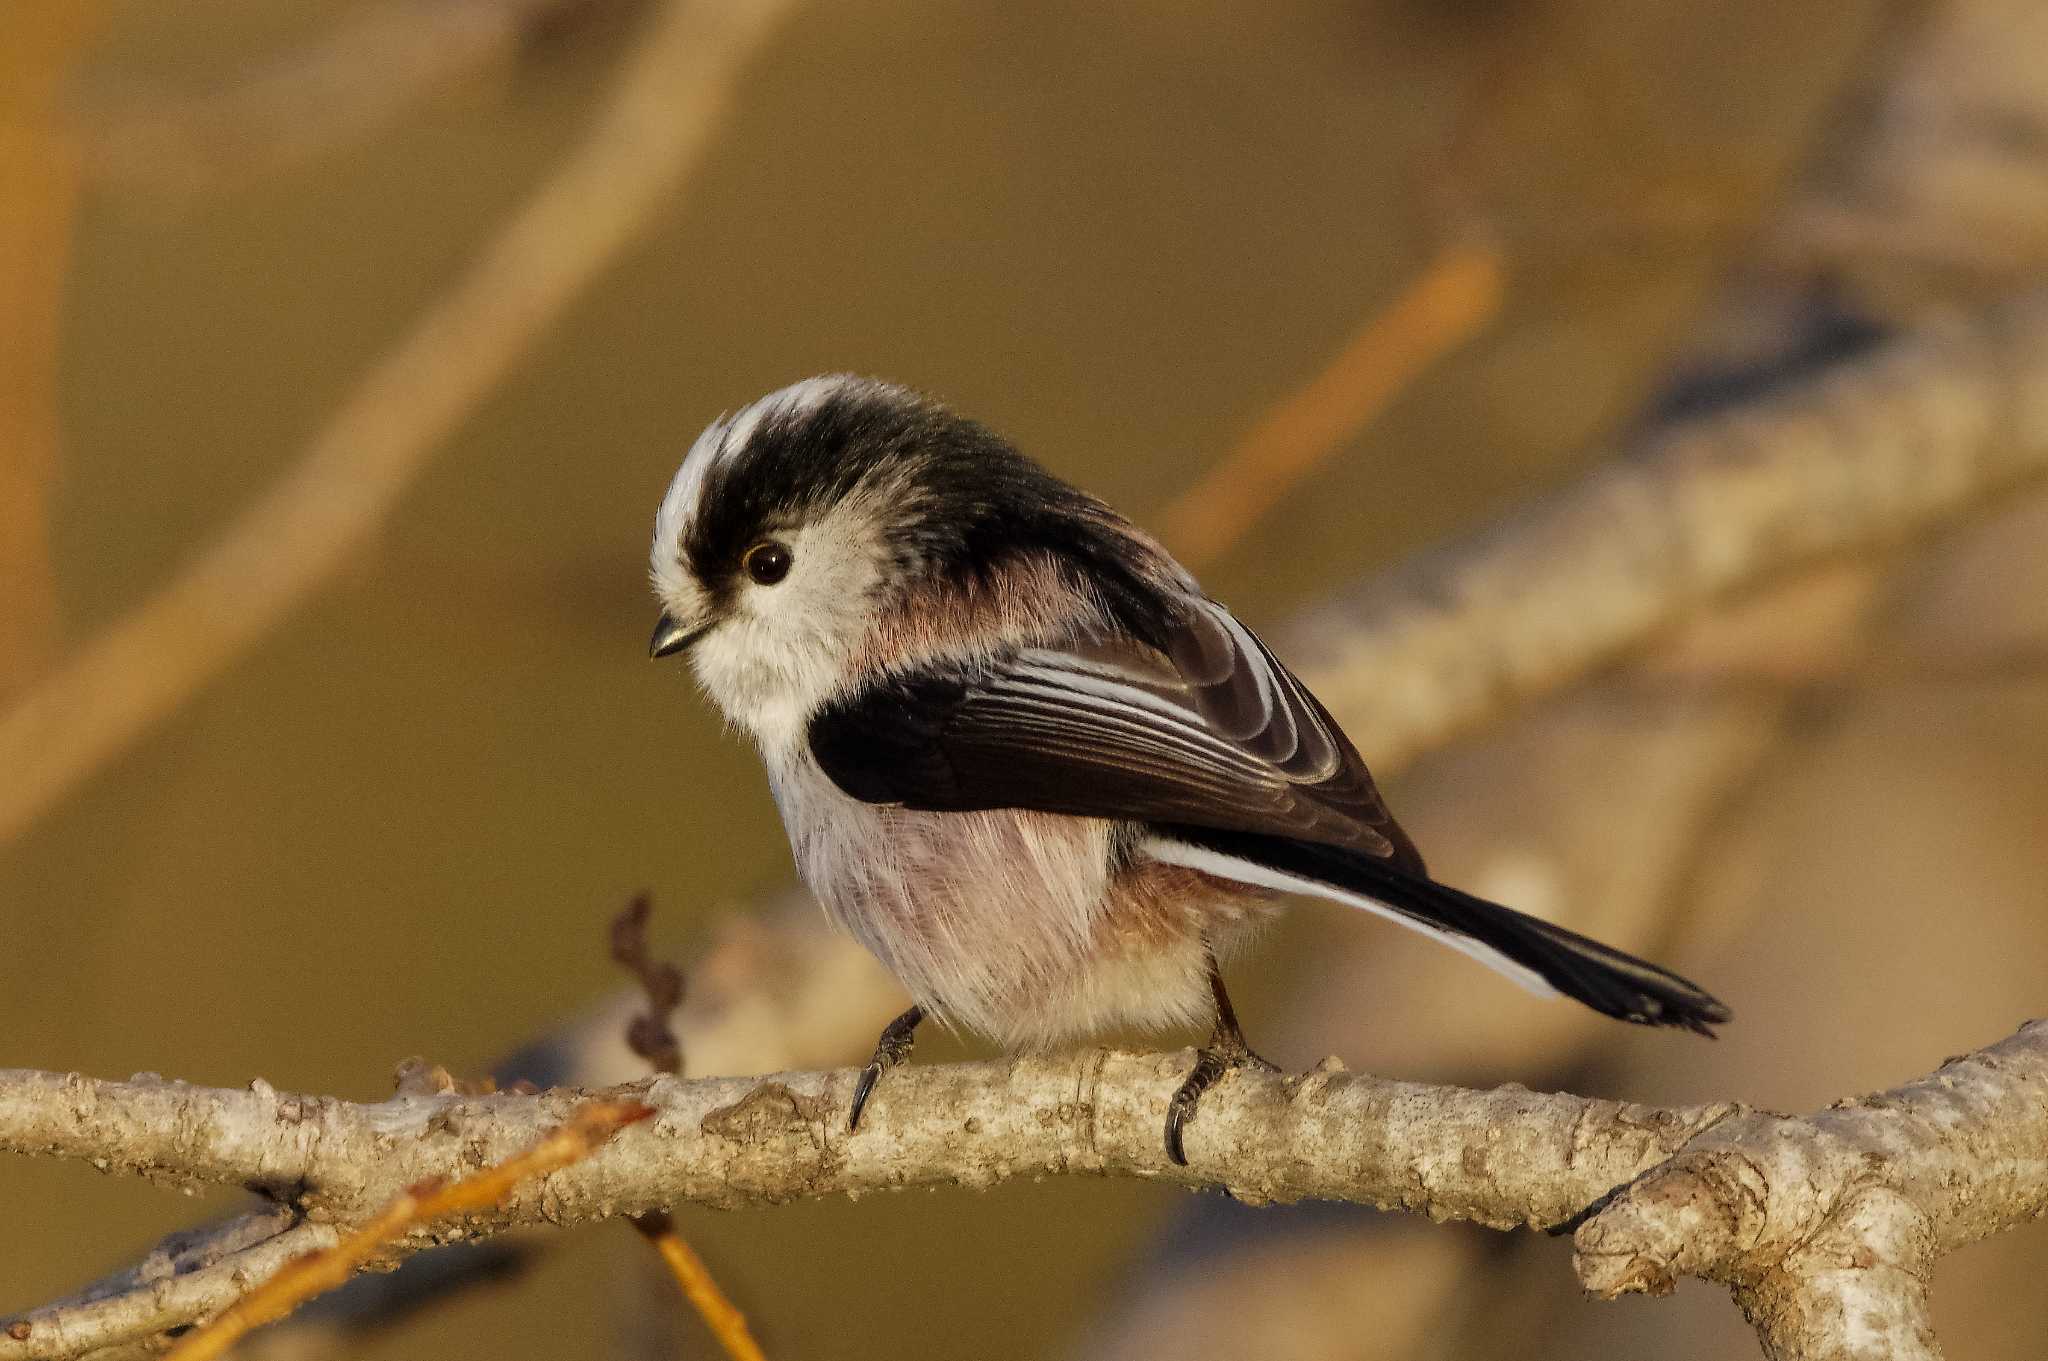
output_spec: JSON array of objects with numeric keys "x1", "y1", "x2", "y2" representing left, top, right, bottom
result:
[{"x1": 808, "y1": 668, "x2": 970, "y2": 806}]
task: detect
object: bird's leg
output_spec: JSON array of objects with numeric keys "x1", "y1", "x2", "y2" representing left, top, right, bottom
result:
[
  {"x1": 848, "y1": 1004, "x2": 925, "y2": 1132},
  {"x1": 1164, "y1": 959, "x2": 1277, "y2": 1166}
]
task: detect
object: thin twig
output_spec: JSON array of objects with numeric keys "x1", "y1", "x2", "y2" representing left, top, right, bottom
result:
[
  {"x1": 632, "y1": 1213, "x2": 769, "y2": 1361},
  {"x1": 612, "y1": 893, "x2": 685, "y2": 1078},
  {"x1": 611, "y1": 896, "x2": 767, "y2": 1360},
  {"x1": 159, "y1": 1100, "x2": 653, "y2": 1361},
  {"x1": 1154, "y1": 239, "x2": 1504, "y2": 569},
  {"x1": 0, "y1": 0, "x2": 800, "y2": 847}
]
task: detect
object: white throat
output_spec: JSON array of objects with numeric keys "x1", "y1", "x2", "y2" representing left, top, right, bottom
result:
[{"x1": 685, "y1": 515, "x2": 885, "y2": 755}]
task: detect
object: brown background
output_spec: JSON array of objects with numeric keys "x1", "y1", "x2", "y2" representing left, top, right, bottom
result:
[{"x1": 4, "y1": 2, "x2": 2045, "y2": 1358}]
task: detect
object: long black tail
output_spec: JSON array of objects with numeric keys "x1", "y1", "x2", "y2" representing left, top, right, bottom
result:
[{"x1": 1153, "y1": 825, "x2": 1731, "y2": 1034}]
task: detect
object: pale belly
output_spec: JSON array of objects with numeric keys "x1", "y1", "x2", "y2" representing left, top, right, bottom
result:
[{"x1": 766, "y1": 749, "x2": 1274, "y2": 1048}]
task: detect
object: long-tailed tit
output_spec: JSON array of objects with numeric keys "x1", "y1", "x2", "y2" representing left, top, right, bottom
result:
[{"x1": 649, "y1": 376, "x2": 1729, "y2": 1162}]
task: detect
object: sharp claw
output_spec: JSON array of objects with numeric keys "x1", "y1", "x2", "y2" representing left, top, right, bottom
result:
[
  {"x1": 1164, "y1": 1049, "x2": 1228, "y2": 1166},
  {"x1": 1165, "y1": 1108, "x2": 1189, "y2": 1166},
  {"x1": 848, "y1": 1063, "x2": 882, "y2": 1132},
  {"x1": 1166, "y1": 961, "x2": 1274, "y2": 1165},
  {"x1": 847, "y1": 1005, "x2": 924, "y2": 1134}
]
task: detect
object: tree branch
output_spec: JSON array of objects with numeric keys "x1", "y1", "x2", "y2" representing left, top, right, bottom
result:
[
  {"x1": 1575, "y1": 1021, "x2": 2048, "y2": 1359},
  {"x1": 2, "y1": 1220, "x2": 340, "y2": 1361},
  {"x1": 3, "y1": 1023, "x2": 2044, "y2": 1359},
  {"x1": 0, "y1": 1058, "x2": 1716, "y2": 1232},
  {"x1": 1283, "y1": 297, "x2": 2048, "y2": 772}
]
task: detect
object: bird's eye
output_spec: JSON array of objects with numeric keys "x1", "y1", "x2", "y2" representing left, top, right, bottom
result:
[{"x1": 743, "y1": 541, "x2": 793, "y2": 585}]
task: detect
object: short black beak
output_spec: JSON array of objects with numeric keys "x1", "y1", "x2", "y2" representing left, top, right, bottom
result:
[{"x1": 648, "y1": 612, "x2": 704, "y2": 659}]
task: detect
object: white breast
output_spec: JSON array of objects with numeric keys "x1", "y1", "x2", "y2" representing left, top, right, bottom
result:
[{"x1": 764, "y1": 741, "x2": 1139, "y2": 1045}]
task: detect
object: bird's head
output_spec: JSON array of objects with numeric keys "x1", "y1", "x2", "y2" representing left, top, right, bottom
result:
[{"x1": 650, "y1": 375, "x2": 1159, "y2": 745}]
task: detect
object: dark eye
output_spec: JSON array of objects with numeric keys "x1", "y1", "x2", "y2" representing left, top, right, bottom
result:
[{"x1": 743, "y1": 541, "x2": 793, "y2": 585}]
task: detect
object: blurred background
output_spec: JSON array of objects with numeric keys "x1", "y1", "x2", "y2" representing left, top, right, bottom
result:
[{"x1": 4, "y1": 1, "x2": 2047, "y2": 1357}]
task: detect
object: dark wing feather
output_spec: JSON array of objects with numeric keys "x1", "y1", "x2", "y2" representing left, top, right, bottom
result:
[{"x1": 809, "y1": 599, "x2": 1424, "y2": 870}]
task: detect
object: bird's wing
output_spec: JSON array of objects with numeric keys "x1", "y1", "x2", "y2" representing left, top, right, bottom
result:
[{"x1": 808, "y1": 598, "x2": 1422, "y2": 869}]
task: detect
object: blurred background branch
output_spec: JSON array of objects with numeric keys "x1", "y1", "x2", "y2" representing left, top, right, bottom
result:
[
  {"x1": 0, "y1": 2, "x2": 102, "y2": 697},
  {"x1": 77, "y1": 0, "x2": 639, "y2": 204},
  {"x1": 1156, "y1": 238, "x2": 1505, "y2": 569},
  {"x1": 0, "y1": 0, "x2": 795, "y2": 848}
]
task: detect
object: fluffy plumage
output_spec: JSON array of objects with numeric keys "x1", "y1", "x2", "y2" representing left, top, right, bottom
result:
[{"x1": 649, "y1": 375, "x2": 1730, "y2": 1049}]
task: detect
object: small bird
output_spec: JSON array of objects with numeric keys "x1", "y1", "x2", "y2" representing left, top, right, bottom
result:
[{"x1": 648, "y1": 376, "x2": 1728, "y2": 1163}]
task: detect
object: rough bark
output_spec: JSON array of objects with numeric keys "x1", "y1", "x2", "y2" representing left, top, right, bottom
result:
[{"x1": 3, "y1": 1022, "x2": 2044, "y2": 1360}]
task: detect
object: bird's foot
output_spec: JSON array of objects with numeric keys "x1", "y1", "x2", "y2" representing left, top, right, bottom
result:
[
  {"x1": 848, "y1": 1004, "x2": 925, "y2": 1132},
  {"x1": 1164, "y1": 1029, "x2": 1278, "y2": 1166}
]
